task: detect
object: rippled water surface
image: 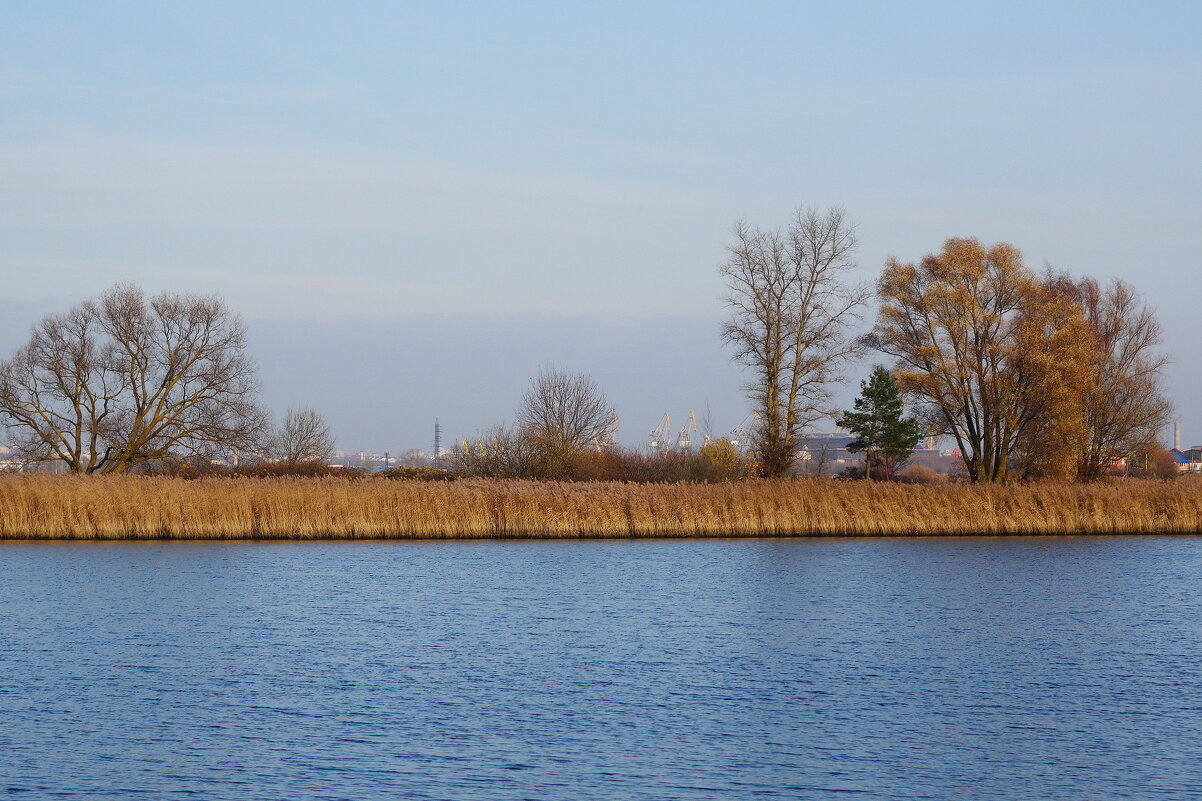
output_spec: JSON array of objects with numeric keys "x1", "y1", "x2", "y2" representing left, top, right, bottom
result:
[{"x1": 2, "y1": 537, "x2": 1201, "y2": 799}]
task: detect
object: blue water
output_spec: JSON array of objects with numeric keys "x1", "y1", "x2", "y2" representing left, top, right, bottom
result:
[{"x1": 1, "y1": 537, "x2": 1201, "y2": 800}]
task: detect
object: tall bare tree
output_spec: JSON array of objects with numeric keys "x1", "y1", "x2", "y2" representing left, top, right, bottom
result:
[
  {"x1": 272, "y1": 407, "x2": 336, "y2": 465},
  {"x1": 1043, "y1": 273, "x2": 1172, "y2": 480},
  {"x1": 516, "y1": 365, "x2": 618, "y2": 451},
  {"x1": 720, "y1": 206, "x2": 868, "y2": 476},
  {"x1": 0, "y1": 284, "x2": 268, "y2": 472}
]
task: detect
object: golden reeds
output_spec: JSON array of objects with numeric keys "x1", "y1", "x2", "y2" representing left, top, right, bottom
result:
[{"x1": 0, "y1": 475, "x2": 1200, "y2": 540}]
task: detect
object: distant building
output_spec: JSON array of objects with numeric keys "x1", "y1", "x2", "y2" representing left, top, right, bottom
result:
[
  {"x1": 795, "y1": 432, "x2": 861, "y2": 475},
  {"x1": 1170, "y1": 448, "x2": 1202, "y2": 473},
  {"x1": 794, "y1": 432, "x2": 953, "y2": 476},
  {"x1": 1168, "y1": 423, "x2": 1202, "y2": 472}
]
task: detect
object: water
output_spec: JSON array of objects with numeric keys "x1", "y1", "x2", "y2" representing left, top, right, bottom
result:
[{"x1": 1, "y1": 537, "x2": 1200, "y2": 800}]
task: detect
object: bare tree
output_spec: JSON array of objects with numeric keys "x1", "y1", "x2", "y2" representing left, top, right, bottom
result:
[
  {"x1": 453, "y1": 423, "x2": 538, "y2": 478},
  {"x1": 271, "y1": 407, "x2": 336, "y2": 465},
  {"x1": 0, "y1": 301, "x2": 116, "y2": 472},
  {"x1": 720, "y1": 206, "x2": 868, "y2": 477},
  {"x1": 516, "y1": 366, "x2": 618, "y2": 452},
  {"x1": 0, "y1": 284, "x2": 268, "y2": 473}
]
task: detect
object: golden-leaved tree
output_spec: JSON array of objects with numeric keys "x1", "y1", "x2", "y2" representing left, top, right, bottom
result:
[
  {"x1": 1042, "y1": 273, "x2": 1172, "y2": 480},
  {"x1": 1008, "y1": 282, "x2": 1096, "y2": 480},
  {"x1": 865, "y1": 237, "x2": 1096, "y2": 483}
]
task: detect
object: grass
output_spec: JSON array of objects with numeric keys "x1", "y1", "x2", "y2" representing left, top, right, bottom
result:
[{"x1": 0, "y1": 474, "x2": 1200, "y2": 540}]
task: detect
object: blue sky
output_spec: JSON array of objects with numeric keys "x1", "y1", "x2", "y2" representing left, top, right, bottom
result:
[{"x1": 2, "y1": 2, "x2": 1200, "y2": 451}]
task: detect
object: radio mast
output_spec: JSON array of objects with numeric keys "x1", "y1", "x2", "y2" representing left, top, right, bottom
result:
[{"x1": 433, "y1": 419, "x2": 443, "y2": 467}]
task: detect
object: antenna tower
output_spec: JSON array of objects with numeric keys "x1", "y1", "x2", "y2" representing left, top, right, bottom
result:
[{"x1": 433, "y1": 419, "x2": 443, "y2": 466}]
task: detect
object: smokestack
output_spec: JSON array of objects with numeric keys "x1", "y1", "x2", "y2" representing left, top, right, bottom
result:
[{"x1": 1175, "y1": 421, "x2": 1181, "y2": 451}]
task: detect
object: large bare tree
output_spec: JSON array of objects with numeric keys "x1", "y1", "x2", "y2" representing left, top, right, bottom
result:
[
  {"x1": 515, "y1": 365, "x2": 618, "y2": 452},
  {"x1": 0, "y1": 284, "x2": 268, "y2": 472},
  {"x1": 720, "y1": 206, "x2": 868, "y2": 476},
  {"x1": 271, "y1": 407, "x2": 336, "y2": 465}
]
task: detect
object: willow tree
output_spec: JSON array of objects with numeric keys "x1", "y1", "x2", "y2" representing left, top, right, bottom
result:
[
  {"x1": 1008, "y1": 282, "x2": 1097, "y2": 480},
  {"x1": 1043, "y1": 273, "x2": 1172, "y2": 480},
  {"x1": 865, "y1": 238, "x2": 1094, "y2": 483},
  {"x1": 0, "y1": 284, "x2": 268, "y2": 472},
  {"x1": 720, "y1": 206, "x2": 868, "y2": 477}
]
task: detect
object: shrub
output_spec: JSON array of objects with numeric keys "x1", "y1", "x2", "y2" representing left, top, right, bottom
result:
[
  {"x1": 231, "y1": 461, "x2": 360, "y2": 479},
  {"x1": 453, "y1": 426, "x2": 751, "y2": 483},
  {"x1": 376, "y1": 467, "x2": 456, "y2": 481},
  {"x1": 1148, "y1": 449, "x2": 1181, "y2": 481},
  {"x1": 696, "y1": 439, "x2": 745, "y2": 482},
  {"x1": 896, "y1": 464, "x2": 943, "y2": 485}
]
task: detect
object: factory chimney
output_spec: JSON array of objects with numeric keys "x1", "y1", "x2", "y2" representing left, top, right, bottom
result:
[{"x1": 1175, "y1": 421, "x2": 1181, "y2": 451}]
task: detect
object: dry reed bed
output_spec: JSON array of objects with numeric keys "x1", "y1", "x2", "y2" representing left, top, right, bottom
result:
[{"x1": 0, "y1": 475, "x2": 1199, "y2": 540}]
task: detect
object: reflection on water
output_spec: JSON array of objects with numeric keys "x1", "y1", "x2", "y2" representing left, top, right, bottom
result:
[{"x1": 1, "y1": 537, "x2": 1201, "y2": 800}]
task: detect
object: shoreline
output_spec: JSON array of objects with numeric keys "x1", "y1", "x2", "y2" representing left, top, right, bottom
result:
[
  {"x1": 1, "y1": 474, "x2": 1201, "y2": 540},
  {"x1": 2, "y1": 532, "x2": 1199, "y2": 544}
]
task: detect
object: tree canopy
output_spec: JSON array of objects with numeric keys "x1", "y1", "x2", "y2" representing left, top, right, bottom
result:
[
  {"x1": 0, "y1": 284, "x2": 268, "y2": 473},
  {"x1": 864, "y1": 238, "x2": 1098, "y2": 482}
]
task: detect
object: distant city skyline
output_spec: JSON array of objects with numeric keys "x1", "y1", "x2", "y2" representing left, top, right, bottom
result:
[{"x1": 3, "y1": 1, "x2": 1199, "y2": 450}]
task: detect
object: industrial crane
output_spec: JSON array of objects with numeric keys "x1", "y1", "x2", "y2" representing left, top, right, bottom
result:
[
  {"x1": 648, "y1": 413, "x2": 671, "y2": 453},
  {"x1": 678, "y1": 411, "x2": 699, "y2": 451},
  {"x1": 727, "y1": 412, "x2": 758, "y2": 452}
]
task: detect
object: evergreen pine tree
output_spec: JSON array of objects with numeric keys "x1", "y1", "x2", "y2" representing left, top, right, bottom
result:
[{"x1": 837, "y1": 366, "x2": 922, "y2": 480}]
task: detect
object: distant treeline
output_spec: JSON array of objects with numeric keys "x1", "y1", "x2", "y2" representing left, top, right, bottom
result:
[{"x1": 0, "y1": 209, "x2": 1173, "y2": 485}]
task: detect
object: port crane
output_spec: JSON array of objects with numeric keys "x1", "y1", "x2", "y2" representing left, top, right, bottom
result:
[
  {"x1": 726, "y1": 412, "x2": 758, "y2": 452},
  {"x1": 648, "y1": 413, "x2": 671, "y2": 453},
  {"x1": 677, "y1": 411, "x2": 698, "y2": 451}
]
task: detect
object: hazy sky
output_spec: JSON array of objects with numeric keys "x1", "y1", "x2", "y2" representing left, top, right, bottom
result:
[{"x1": 2, "y1": 1, "x2": 1200, "y2": 451}]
